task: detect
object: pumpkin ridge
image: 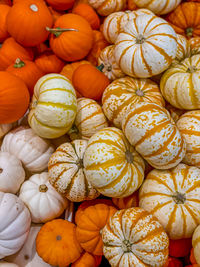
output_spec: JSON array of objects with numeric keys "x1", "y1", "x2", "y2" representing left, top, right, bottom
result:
[
  {"x1": 128, "y1": 210, "x2": 149, "y2": 240},
  {"x1": 146, "y1": 174, "x2": 173, "y2": 192},
  {"x1": 38, "y1": 75, "x2": 71, "y2": 90},
  {"x1": 170, "y1": 170, "x2": 178, "y2": 192},
  {"x1": 134, "y1": 226, "x2": 164, "y2": 246},
  {"x1": 181, "y1": 165, "x2": 189, "y2": 188},
  {"x1": 180, "y1": 129, "x2": 200, "y2": 136},
  {"x1": 143, "y1": 15, "x2": 157, "y2": 34},
  {"x1": 183, "y1": 204, "x2": 200, "y2": 225},
  {"x1": 180, "y1": 204, "x2": 187, "y2": 237},
  {"x1": 86, "y1": 138, "x2": 124, "y2": 151},
  {"x1": 140, "y1": 45, "x2": 152, "y2": 76},
  {"x1": 188, "y1": 73, "x2": 198, "y2": 109},
  {"x1": 32, "y1": 113, "x2": 70, "y2": 129},
  {"x1": 186, "y1": 181, "x2": 200, "y2": 194},
  {"x1": 118, "y1": 44, "x2": 134, "y2": 69},
  {"x1": 39, "y1": 88, "x2": 76, "y2": 96},
  {"x1": 85, "y1": 156, "x2": 124, "y2": 171},
  {"x1": 186, "y1": 198, "x2": 200, "y2": 204},
  {"x1": 38, "y1": 101, "x2": 77, "y2": 112},
  {"x1": 116, "y1": 165, "x2": 134, "y2": 198},
  {"x1": 150, "y1": 200, "x2": 172, "y2": 214},
  {"x1": 148, "y1": 22, "x2": 169, "y2": 33},
  {"x1": 76, "y1": 110, "x2": 102, "y2": 128},
  {"x1": 165, "y1": 205, "x2": 178, "y2": 234},
  {"x1": 139, "y1": 192, "x2": 171, "y2": 198},
  {"x1": 147, "y1": 33, "x2": 177, "y2": 41}
]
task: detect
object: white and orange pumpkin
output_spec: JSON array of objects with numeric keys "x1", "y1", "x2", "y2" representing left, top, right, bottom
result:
[
  {"x1": 173, "y1": 34, "x2": 190, "y2": 63},
  {"x1": 88, "y1": 0, "x2": 126, "y2": 16}
]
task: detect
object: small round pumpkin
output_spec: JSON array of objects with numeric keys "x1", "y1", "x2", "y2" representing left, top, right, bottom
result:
[
  {"x1": 71, "y1": 252, "x2": 102, "y2": 267},
  {"x1": 6, "y1": 0, "x2": 53, "y2": 47},
  {"x1": 46, "y1": 0, "x2": 75, "y2": 10},
  {"x1": 48, "y1": 140, "x2": 100, "y2": 202},
  {"x1": 48, "y1": 14, "x2": 93, "y2": 62},
  {"x1": 173, "y1": 34, "x2": 190, "y2": 63},
  {"x1": 0, "y1": 4, "x2": 10, "y2": 42},
  {"x1": 75, "y1": 203, "x2": 117, "y2": 255},
  {"x1": 60, "y1": 60, "x2": 91, "y2": 81},
  {"x1": 88, "y1": 0, "x2": 126, "y2": 16},
  {"x1": 36, "y1": 219, "x2": 83, "y2": 266}
]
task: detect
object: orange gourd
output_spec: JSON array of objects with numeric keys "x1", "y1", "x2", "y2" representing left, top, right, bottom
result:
[
  {"x1": 36, "y1": 219, "x2": 83, "y2": 266},
  {"x1": 6, "y1": 0, "x2": 53, "y2": 47},
  {"x1": 167, "y1": 2, "x2": 200, "y2": 38},
  {"x1": 75, "y1": 204, "x2": 117, "y2": 255},
  {"x1": 86, "y1": 30, "x2": 109, "y2": 66},
  {"x1": 0, "y1": 71, "x2": 30, "y2": 123},
  {"x1": 45, "y1": 0, "x2": 75, "y2": 10},
  {"x1": 72, "y1": 3, "x2": 100, "y2": 30},
  {"x1": 47, "y1": 14, "x2": 93, "y2": 62},
  {"x1": 6, "y1": 58, "x2": 44, "y2": 96},
  {"x1": 72, "y1": 64, "x2": 110, "y2": 100},
  {"x1": 35, "y1": 52, "x2": 65, "y2": 74},
  {"x1": 127, "y1": 0, "x2": 137, "y2": 10},
  {"x1": 0, "y1": 4, "x2": 10, "y2": 42},
  {"x1": 169, "y1": 238, "x2": 192, "y2": 258},
  {"x1": 112, "y1": 191, "x2": 139, "y2": 210},
  {"x1": 71, "y1": 252, "x2": 102, "y2": 267},
  {"x1": 60, "y1": 60, "x2": 91, "y2": 81},
  {"x1": 0, "y1": 37, "x2": 34, "y2": 70}
]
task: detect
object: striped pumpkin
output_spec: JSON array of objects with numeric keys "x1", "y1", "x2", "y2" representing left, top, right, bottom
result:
[
  {"x1": 122, "y1": 102, "x2": 186, "y2": 169},
  {"x1": 139, "y1": 163, "x2": 200, "y2": 239},
  {"x1": 102, "y1": 76, "x2": 165, "y2": 129},
  {"x1": 112, "y1": 190, "x2": 139, "y2": 209},
  {"x1": 48, "y1": 140, "x2": 100, "y2": 202},
  {"x1": 114, "y1": 14, "x2": 177, "y2": 78},
  {"x1": 177, "y1": 110, "x2": 200, "y2": 168},
  {"x1": 102, "y1": 207, "x2": 169, "y2": 267},
  {"x1": 173, "y1": 34, "x2": 190, "y2": 63},
  {"x1": 102, "y1": 9, "x2": 153, "y2": 44},
  {"x1": 160, "y1": 54, "x2": 200, "y2": 110},
  {"x1": 28, "y1": 73, "x2": 77, "y2": 139},
  {"x1": 192, "y1": 225, "x2": 200, "y2": 265},
  {"x1": 88, "y1": 0, "x2": 126, "y2": 16},
  {"x1": 69, "y1": 98, "x2": 108, "y2": 140},
  {"x1": 133, "y1": 0, "x2": 181, "y2": 14},
  {"x1": 189, "y1": 37, "x2": 200, "y2": 55},
  {"x1": 83, "y1": 127, "x2": 145, "y2": 198},
  {"x1": 98, "y1": 45, "x2": 125, "y2": 81}
]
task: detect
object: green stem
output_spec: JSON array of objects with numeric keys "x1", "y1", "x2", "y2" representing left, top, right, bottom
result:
[
  {"x1": 185, "y1": 27, "x2": 193, "y2": 37},
  {"x1": 46, "y1": 26, "x2": 78, "y2": 37},
  {"x1": 97, "y1": 63, "x2": 104, "y2": 72},
  {"x1": 14, "y1": 58, "x2": 25, "y2": 68}
]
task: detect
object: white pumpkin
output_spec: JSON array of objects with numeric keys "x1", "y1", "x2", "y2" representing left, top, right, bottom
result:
[
  {"x1": 98, "y1": 45, "x2": 125, "y2": 81},
  {"x1": 0, "y1": 124, "x2": 13, "y2": 139},
  {"x1": 0, "y1": 192, "x2": 31, "y2": 259},
  {"x1": 1, "y1": 126, "x2": 54, "y2": 173},
  {"x1": 0, "y1": 151, "x2": 25, "y2": 194},
  {"x1": 114, "y1": 14, "x2": 177, "y2": 78},
  {"x1": 0, "y1": 262, "x2": 19, "y2": 267},
  {"x1": 19, "y1": 172, "x2": 69, "y2": 223},
  {"x1": 5, "y1": 224, "x2": 51, "y2": 267},
  {"x1": 133, "y1": 0, "x2": 181, "y2": 15},
  {"x1": 192, "y1": 224, "x2": 200, "y2": 265},
  {"x1": 88, "y1": 0, "x2": 126, "y2": 16},
  {"x1": 174, "y1": 34, "x2": 190, "y2": 63},
  {"x1": 28, "y1": 73, "x2": 77, "y2": 139}
]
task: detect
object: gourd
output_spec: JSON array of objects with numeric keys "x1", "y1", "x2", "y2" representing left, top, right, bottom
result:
[{"x1": 88, "y1": 0, "x2": 126, "y2": 16}]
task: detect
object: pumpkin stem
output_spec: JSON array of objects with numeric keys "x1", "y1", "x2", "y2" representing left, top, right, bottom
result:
[
  {"x1": 97, "y1": 63, "x2": 104, "y2": 72},
  {"x1": 77, "y1": 158, "x2": 83, "y2": 169},
  {"x1": 122, "y1": 239, "x2": 132, "y2": 253},
  {"x1": 186, "y1": 66, "x2": 197, "y2": 73},
  {"x1": 14, "y1": 58, "x2": 25, "y2": 68},
  {"x1": 46, "y1": 27, "x2": 78, "y2": 37},
  {"x1": 56, "y1": 235, "x2": 62, "y2": 241},
  {"x1": 185, "y1": 27, "x2": 193, "y2": 37},
  {"x1": 0, "y1": 168, "x2": 3, "y2": 174},
  {"x1": 136, "y1": 34, "x2": 146, "y2": 44},
  {"x1": 171, "y1": 191, "x2": 186, "y2": 204},
  {"x1": 39, "y1": 184, "x2": 48, "y2": 192},
  {"x1": 135, "y1": 89, "x2": 144, "y2": 97},
  {"x1": 68, "y1": 124, "x2": 79, "y2": 135},
  {"x1": 125, "y1": 150, "x2": 133, "y2": 163}
]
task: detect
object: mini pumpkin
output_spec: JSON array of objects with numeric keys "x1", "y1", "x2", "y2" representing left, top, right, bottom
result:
[
  {"x1": 88, "y1": 0, "x2": 126, "y2": 16},
  {"x1": 112, "y1": 190, "x2": 139, "y2": 209},
  {"x1": 60, "y1": 60, "x2": 91, "y2": 81},
  {"x1": 71, "y1": 252, "x2": 102, "y2": 267},
  {"x1": 174, "y1": 34, "x2": 190, "y2": 63},
  {"x1": 46, "y1": 0, "x2": 75, "y2": 10},
  {"x1": 48, "y1": 140, "x2": 100, "y2": 202},
  {"x1": 0, "y1": 4, "x2": 10, "y2": 42}
]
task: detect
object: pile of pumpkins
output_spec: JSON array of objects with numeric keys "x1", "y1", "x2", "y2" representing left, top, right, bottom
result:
[{"x1": 1, "y1": 0, "x2": 200, "y2": 266}]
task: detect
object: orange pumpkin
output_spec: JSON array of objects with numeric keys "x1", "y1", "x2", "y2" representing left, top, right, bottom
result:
[
  {"x1": 48, "y1": 6, "x2": 65, "y2": 22},
  {"x1": 86, "y1": 30, "x2": 109, "y2": 66},
  {"x1": 74, "y1": 0, "x2": 88, "y2": 7},
  {"x1": 0, "y1": 0, "x2": 11, "y2": 4},
  {"x1": 6, "y1": 0, "x2": 53, "y2": 47},
  {"x1": 72, "y1": 3, "x2": 100, "y2": 30},
  {"x1": 0, "y1": 4, "x2": 10, "y2": 42},
  {"x1": 6, "y1": 58, "x2": 44, "y2": 96},
  {"x1": 169, "y1": 238, "x2": 192, "y2": 258},
  {"x1": 127, "y1": 0, "x2": 137, "y2": 10},
  {"x1": 33, "y1": 42, "x2": 51, "y2": 57},
  {"x1": 71, "y1": 252, "x2": 102, "y2": 267},
  {"x1": 0, "y1": 71, "x2": 30, "y2": 124},
  {"x1": 166, "y1": 2, "x2": 200, "y2": 38},
  {"x1": 48, "y1": 14, "x2": 93, "y2": 62},
  {"x1": 60, "y1": 60, "x2": 91, "y2": 81},
  {"x1": 36, "y1": 219, "x2": 83, "y2": 266},
  {"x1": 0, "y1": 37, "x2": 34, "y2": 70},
  {"x1": 75, "y1": 204, "x2": 117, "y2": 255},
  {"x1": 46, "y1": 0, "x2": 75, "y2": 10},
  {"x1": 112, "y1": 191, "x2": 139, "y2": 210},
  {"x1": 72, "y1": 64, "x2": 110, "y2": 100},
  {"x1": 35, "y1": 51, "x2": 65, "y2": 74}
]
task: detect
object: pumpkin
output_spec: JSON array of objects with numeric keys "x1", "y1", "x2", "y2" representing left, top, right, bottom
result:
[
  {"x1": 48, "y1": 6, "x2": 64, "y2": 22},
  {"x1": 72, "y1": 3, "x2": 100, "y2": 30},
  {"x1": 33, "y1": 42, "x2": 51, "y2": 57},
  {"x1": 71, "y1": 252, "x2": 102, "y2": 267},
  {"x1": 169, "y1": 238, "x2": 192, "y2": 258},
  {"x1": 98, "y1": 45, "x2": 125, "y2": 81},
  {"x1": 174, "y1": 34, "x2": 190, "y2": 63},
  {"x1": 139, "y1": 163, "x2": 200, "y2": 239},
  {"x1": 72, "y1": 64, "x2": 110, "y2": 100},
  {"x1": 166, "y1": 2, "x2": 200, "y2": 39},
  {"x1": 35, "y1": 52, "x2": 65, "y2": 75},
  {"x1": 19, "y1": 172, "x2": 69, "y2": 223},
  {"x1": 114, "y1": 14, "x2": 177, "y2": 78},
  {"x1": 133, "y1": 0, "x2": 181, "y2": 14},
  {"x1": 192, "y1": 225, "x2": 200, "y2": 265},
  {"x1": 83, "y1": 127, "x2": 145, "y2": 198},
  {"x1": 36, "y1": 219, "x2": 83, "y2": 266},
  {"x1": 28, "y1": 73, "x2": 77, "y2": 139},
  {"x1": 6, "y1": 0, "x2": 53, "y2": 47},
  {"x1": 46, "y1": 0, "x2": 75, "y2": 10},
  {"x1": 0, "y1": 152, "x2": 25, "y2": 194},
  {"x1": 190, "y1": 248, "x2": 198, "y2": 265},
  {"x1": 102, "y1": 207, "x2": 169, "y2": 267},
  {"x1": 0, "y1": 4, "x2": 10, "y2": 42},
  {"x1": 88, "y1": 0, "x2": 126, "y2": 16},
  {"x1": 112, "y1": 190, "x2": 139, "y2": 209},
  {"x1": 0, "y1": 123, "x2": 13, "y2": 139},
  {"x1": 5, "y1": 224, "x2": 50, "y2": 267},
  {"x1": 122, "y1": 102, "x2": 186, "y2": 169},
  {"x1": 0, "y1": 263, "x2": 19, "y2": 267},
  {"x1": 0, "y1": 192, "x2": 31, "y2": 259},
  {"x1": 69, "y1": 98, "x2": 108, "y2": 140},
  {"x1": 102, "y1": 76, "x2": 165, "y2": 129},
  {"x1": 48, "y1": 140, "x2": 100, "y2": 202},
  {"x1": 0, "y1": 37, "x2": 34, "y2": 71},
  {"x1": 189, "y1": 37, "x2": 200, "y2": 54},
  {"x1": 177, "y1": 111, "x2": 200, "y2": 168},
  {"x1": 160, "y1": 54, "x2": 200, "y2": 110},
  {"x1": 1, "y1": 126, "x2": 54, "y2": 173},
  {"x1": 6, "y1": 58, "x2": 44, "y2": 97},
  {"x1": 86, "y1": 30, "x2": 109, "y2": 66},
  {"x1": 127, "y1": 0, "x2": 137, "y2": 10},
  {"x1": 0, "y1": 71, "x2": 30, "y2": 124},
  {"x1": 47, "y1": 14, "x2": 93, "y2": 62},
  {"x1": 0, "y1": 0, "x2": 11, "y2": 4},
  {"x1": 76, "y1": 203, "x2": 117, "y2": 255}
]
